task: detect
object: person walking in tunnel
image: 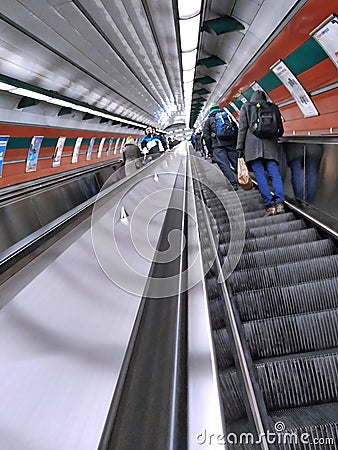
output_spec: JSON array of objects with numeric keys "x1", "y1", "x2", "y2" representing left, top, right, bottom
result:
[
  {"x1": 203, "y1": 103, "x2": 239, "y2": 190},
  {"x1": 236, "y1": 90, "x2": 285, "y2": 216}
]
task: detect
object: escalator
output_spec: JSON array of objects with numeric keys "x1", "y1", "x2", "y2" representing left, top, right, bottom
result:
[{"x1": 194, "y1": 164, "x2": 338, "y2": 449}]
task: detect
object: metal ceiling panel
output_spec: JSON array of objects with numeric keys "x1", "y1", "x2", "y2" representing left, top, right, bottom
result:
[
  {"x1": 0, "y1": 0, "x2": 180, "y2": 126},
  {"x1": 194, "y1": 0, "x2": 303, "y2": 125},
  {"x1": 0, "y1": 0, "x2": 306, "y2": 130}
]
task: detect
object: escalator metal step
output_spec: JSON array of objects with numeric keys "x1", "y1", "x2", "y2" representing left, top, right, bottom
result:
[
  {"x1": 271, "y1": 403, "x2": 338, "y2": 450},
  {"x1": 256, "y1": 351, "x2": 338, "y2": 411},
  {"x1": 236, "y1": 239, "x2": 336, "y2": 270},
  {"x1": 228, "y1": 255, "x2": 338, "y2": 293},
  {"x1": 235, "y1": 278, "x2": 338, "y2": 321},
  {"x1": 217, "y1": 219, "x2": 308, "y2": 244},
  {"x1": 218, "y1": 368, "x2": 247, "y2": 422},
  {"x1": 219, "y1": 228, "x2": 320, "y2": 254},
  {"x1": 211, "y1": 212, "x2": 295, "y2": 233},
  {"x1": 209, "y1": 298, "x2": 227, "y2": 329},
  {"x1": 213, "y1": 327, "x2": 234, "y2": 369},
  {"x1": 244, "y1": 309, "x2": 338, "y2": 359}
]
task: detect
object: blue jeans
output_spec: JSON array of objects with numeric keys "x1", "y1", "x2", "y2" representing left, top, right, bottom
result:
[
  {"x1": 212, "y1": 146, "x2": 238, "y2": 187},
  {"x1": 250, "y1": 158, "x2": 284, "y2": 206},
  {"x1": 289, "y1": 156, "x2": 320, "y2": 202}
]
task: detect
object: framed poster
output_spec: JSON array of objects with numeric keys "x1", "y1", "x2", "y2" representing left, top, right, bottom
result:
[
  {"x1": 310, "y1": 14, "x2": 338, "y2": 69},
  {"x1": 229, "y1": 102, "x2": 240, "y2": 113},
  {"x1": 107, "y1": 138, "x2": 114, "y2": 156},
  {"x1": 86, "y1": 137, "x2": 95, "y2": 160},
  {"x1": 250, "y1": 81, "x2": 273, "y2": 102},
  {"x1": 52, "y1": 136, "x2": 66, "y2": 167},
  {"x1": 72, "y1": 137, "x2": 82, "y2": 163},
  {"x1": 239, "y1": 94, "x2": 248, "y2": 105},
  {"x1": 270, "y1": 60, "x2": 318, "y2": 117},
  {"x1": 0, "y1": 136, "x2": 9, "y2": 178},
  {"x1": 97, "y1": 137, "x2": 105, "y2": 158},
  {"x1": 26, "y1": 136, "x2": 43, "y2": 172},
  {"x1": 114, "y1": 138, "x2": 120, "y2": 155},
  {"x1": 223, "y1": 108, "x2": 238, "y2": 125}
]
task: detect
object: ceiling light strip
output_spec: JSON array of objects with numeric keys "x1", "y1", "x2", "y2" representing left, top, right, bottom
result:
[{"x1": 0, "y1": 80, "x2": 147, "y2": 129}]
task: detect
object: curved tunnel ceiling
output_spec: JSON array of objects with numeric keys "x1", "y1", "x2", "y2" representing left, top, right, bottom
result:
[{"x1": 0, "y1": 0, "x2": 304, "y2": 131}]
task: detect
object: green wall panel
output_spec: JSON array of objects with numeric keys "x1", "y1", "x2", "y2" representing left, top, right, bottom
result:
[{"x1": 284, "y1": 38, "x2": 328, "y2": 75}]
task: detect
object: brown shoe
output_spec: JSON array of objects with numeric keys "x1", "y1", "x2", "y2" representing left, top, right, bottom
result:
[
  {"x1": 275, "y1": 202, "x2": 285, "y2": 214},
  {"x1": 265, "y1": 205, "x2": 276, "y2": 216}
]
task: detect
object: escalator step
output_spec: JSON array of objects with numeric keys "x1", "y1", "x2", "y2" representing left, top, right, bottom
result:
[
  {"x1": 256, "y1": 351, "x2": 338, "y2": 411},
  {"x1": 219, "y1": 228, "x2": 320, "y2": 253},
  {"x1": 217, "y1": 219, "x2": 308, "y2": 244},
  {"x1": 213, "y1": 328, "x2": 234, "y2": 369},
  {"x1": 236, "y1": 239, "x2": 336, "y2": 270},
  {"x1": 212, "y1": 211, "x2": 295, "y2": 233},
  {"x1": 218, "y1": 368, "x2": 247, "y2": 421},
  {"x1": 244, "y1": 310, "x2": 338, "y2": 359},
  {"x1": 228, "y1": 255, "x2": 338, "y2": 293},
  {"x1": 209, "y1": 298, "x2": 228, "y2": 330},
  {"x1": 246, "y1": 220, "x2": 307, "y2": 239},
  {"x1": 235, "y1": 278, "x2": 338, "y2": 321}
]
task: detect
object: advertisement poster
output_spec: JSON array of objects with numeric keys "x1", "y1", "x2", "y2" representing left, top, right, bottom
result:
[
  {"x1": 72, "y1": 137, "x2": 83, "y2": 163},
  {"x1": 52, "y1": 136, "x2": 66, "y2": 167},
  {"x1": 120, "y1": 138, "x2": 126, "y2": 154},
  {"x1": 114, "y1": 138, "x2": 121, "y2": 155},
  {"x1": 229, "y1": 102, "x2": 240, "y2": 113},
  {"x1": 97, "y1": 137, "x2": 105, "y2": 158},
  {"x1": 223, "y1": 108, "x2": 238, "y2": 125},
  {"x1": 270, "y1": 60, "x2": 318, "y2": 117},
  {"x1": 107, "y1": 138, "x2": 114, "y2": 156},
  {"x1": 86, "y1": 137, "x2": 95, "y2": 160},
  {"x1": 250, "y1": 81, "x2": 273, "y2": 102},
  {"x1": 311, "y1": 14, "x2": 338, "y2": 69},
  {"x1": 26, "y1": 136, "x2": 43, "y2": 172},
  {"x1": 0, "y1": 136, "x2": 9, "y2": 178},
  {"x1": 239, "y1": 94, "x2": 248, "y2": 105}
]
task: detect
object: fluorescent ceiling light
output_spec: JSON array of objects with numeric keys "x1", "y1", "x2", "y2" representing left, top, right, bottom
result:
[
  {"x1": 179, "y1": 15, "x2": 200, "y2": 52},
  {"x1": 45, "y1": 98, "x2": 70, "y2": 108},
  {"x1": 0, "y1": 82, "x2": 17, "y2": 91},
  {"x1": 182, "y1": 49, "x2": 197, "y2": 71},
  {"x1": 11, "y1": 88, "x2": 52, "y2": 102},
  {"x1": 183, "y1": 68, "x2": 195, "y2": 83},
  {"x1": 178, "y1": 0, "x2": 202, "y2": 19},
  {"x1": 2, "y1": 83, "x2": 147, "y2": 129}
]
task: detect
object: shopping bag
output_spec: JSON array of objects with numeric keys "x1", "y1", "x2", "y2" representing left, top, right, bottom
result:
[{"x1": 237, "y1": 157, "x2": 253, "y2": 190}]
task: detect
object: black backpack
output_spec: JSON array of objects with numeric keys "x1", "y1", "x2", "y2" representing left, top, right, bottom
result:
[{"x1": 250, "y1": 102, "x2": 279, "y2": 138}]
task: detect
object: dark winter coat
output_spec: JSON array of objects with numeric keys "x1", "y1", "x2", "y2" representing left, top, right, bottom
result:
[
  {"x1": 141, "y1": 135, "x2": 164, "y2": 154},
  {"x1": 123, "y1": 142, "x2": 142, "y2": 163},
  {"x1": 203, "y1": 108, "x2": 238, "y2": 151},
  {"x1": 236, "y1": 91, "x2": 284, "y2": 163}
]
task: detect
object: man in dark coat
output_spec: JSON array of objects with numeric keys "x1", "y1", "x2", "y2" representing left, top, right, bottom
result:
[
  {"x1": 236, "y1": 90, "x2": 285, "y2": 215},
  {"x1": 141, "y1": 126, "x2": 164, "y2": 162},
  {"x1": 203, "y1": 103, "x2": 238, "y2": 190}
]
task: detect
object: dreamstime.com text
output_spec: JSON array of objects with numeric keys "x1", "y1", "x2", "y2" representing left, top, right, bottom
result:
[{"x1": 196, "y1": 423, "x2": 335, "y2": 446}]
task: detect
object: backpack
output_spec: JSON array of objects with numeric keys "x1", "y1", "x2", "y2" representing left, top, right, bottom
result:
[
  {"x1": 213, "y1": 111, "x2": 236, "y2": 139},
  {"x1": 250, "y1": 102, "x2": 279, "y2": 138}
]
